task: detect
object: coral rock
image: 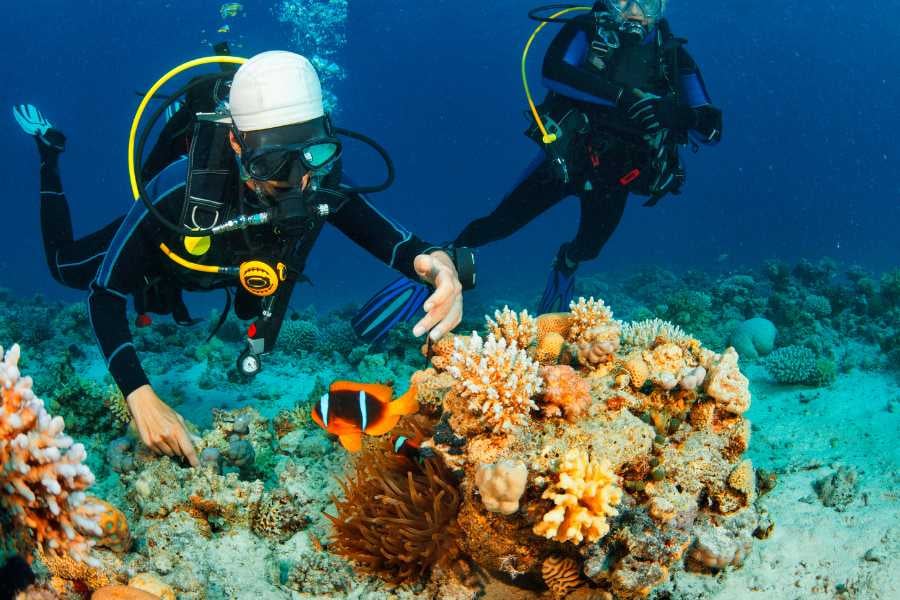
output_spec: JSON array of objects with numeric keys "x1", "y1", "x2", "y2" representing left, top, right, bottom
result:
[
  {"x1": 474, "y1": 460, "x2": 528, "y2": 515},
  {"x1": 533, "y1": 449, "x2": 622, "y2": 545},
  {"x1": 704, "y1": 348, "x2": 751, "y2": 414}
]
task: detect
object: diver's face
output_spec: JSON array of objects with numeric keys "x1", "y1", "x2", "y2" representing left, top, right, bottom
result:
[
  {"x1": 614, "y1": 0, "x2": 654, "y2": 27},
  {"x1": 228, "y1": 130, "x2": 312, "y2": 198}
]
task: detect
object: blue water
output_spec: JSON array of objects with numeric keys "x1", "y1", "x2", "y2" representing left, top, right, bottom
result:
[{"x1": 1, "y1": 1, "x2": 898, "y2": 310}]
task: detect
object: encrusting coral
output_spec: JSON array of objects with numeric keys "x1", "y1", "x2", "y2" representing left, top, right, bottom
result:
[
  {"x1": 539, "y1": 365, "x2": 591, "y2": 421},
  {"x1": 533, "y1": 449, "x2": 622, "y2": 545},
  {"x1": 0, "y1": 343, "x2": 103, "y2": 565}
]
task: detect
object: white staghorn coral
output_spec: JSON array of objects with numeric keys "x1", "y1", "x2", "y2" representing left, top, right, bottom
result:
[
  {"x1": 447, "y1": 332, "x2": 542, "y2": 434},
  {"x1": 0, "y1": 343, "x2": 102, "y2": 565},
  {"x1": 533, "y1": 448, "x2": 622, "y2": 545},
  {"x1": 486, "y1": 306, "x2": 538, "y2": 351},
  {"x1": 620, "y1": 318, "x2": 689, "y2": 351}
]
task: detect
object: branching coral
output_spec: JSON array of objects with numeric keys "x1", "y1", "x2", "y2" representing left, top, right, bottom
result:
[
  {"x1": 0, "y1": 344, "x2": 102, "y2": 565},
  {"x1": 567, "y1": 297, "x2": 614, "y2": 344},
  {"x1": 486, "y1": 306, "x2": 538, "y2": 351},
  {"x1": 620, "y1": 319, "x2": 688, "y2": 351},
  {"x1": 533, "y1": 449, "x2": 622, "y2": 545},
  {"x1": 326, "y1": 429, "x2": 462, "y2": 584},
  {"x1": 761, "y1": 345, "x2": 835, "y2": 386},
  {"x1": 447, "y1": 332, "x2": 542, "y2": 434}
]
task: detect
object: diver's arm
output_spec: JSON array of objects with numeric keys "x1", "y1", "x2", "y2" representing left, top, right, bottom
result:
[
  {"x1": 542, "y1": 19, "x2": 626, "y2": 107},
  {"x1": 677, "y1": 47, "x2": 722, "y2": 144},
  {"x1": 328, "y1": 190, "x2": 437, "y2": 280}
]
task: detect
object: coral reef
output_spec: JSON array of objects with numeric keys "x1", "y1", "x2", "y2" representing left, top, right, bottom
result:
[
  {"x1": 762, "y1": 345, "x2": 836, "y2": 386},
  {"x1": 363, "y1": 298, "x2": 764, "y2": 598},
  {"x1": 486, "y1": 306, "x2": 538, "y2": 351},
  {"x1": 728, "y1": 317, "x2": 777, "y2": 360}
]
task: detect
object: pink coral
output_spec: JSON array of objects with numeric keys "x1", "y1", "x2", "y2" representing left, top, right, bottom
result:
[
  {"x1": 540, "y1": 366, "x2": 591, "y2": 421},
  {"x1": 0, "y1": 344, "x2": 102, "y2": 564}
]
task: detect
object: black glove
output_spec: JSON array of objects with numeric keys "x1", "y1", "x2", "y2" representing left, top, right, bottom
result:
[
  {"x1": 692, "y1": 105, "x2": 723, "y2": 143},
  {"x1": 619, "y1": 89, "x2": 698, "y2": 134}
]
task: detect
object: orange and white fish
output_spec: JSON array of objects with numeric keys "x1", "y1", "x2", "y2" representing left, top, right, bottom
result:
[{"x1": 311, "y1": 381, "x2": 419, "y2": 452}]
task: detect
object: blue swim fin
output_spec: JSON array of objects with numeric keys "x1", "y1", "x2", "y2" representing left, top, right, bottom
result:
[
  {"x1": 537, "y1": 245, "x2": 578, "y2": 314},
  {"x1": 352, "y1": 277, "x2": 431, "y2": 343}
]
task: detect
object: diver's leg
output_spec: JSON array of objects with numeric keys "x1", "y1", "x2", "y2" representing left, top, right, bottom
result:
[
  {"x1": 39, "y1": 142, "x2": 122, "y2": 290},
  {"x1": 566, "y1": 183, "x2": 629, "y2": 264},
  {"x1": 453, "y1": 153, "x2": 568, "y2": 248}
]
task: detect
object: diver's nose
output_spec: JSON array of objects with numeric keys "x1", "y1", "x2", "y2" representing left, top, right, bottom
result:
[{"x1": 625, "y1": 2, "x2": 644, "y2": 19}]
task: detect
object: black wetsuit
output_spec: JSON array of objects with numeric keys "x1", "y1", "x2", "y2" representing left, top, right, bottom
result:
[
  {"x1": 39, "y1": 152, "x2": 436, "y2": 397},
  {"x1": 454, "y1": 14, "x2": 721, "y2": 267}
]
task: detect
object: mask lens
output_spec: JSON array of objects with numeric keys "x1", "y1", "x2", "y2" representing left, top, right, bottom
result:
[
  {"x1": 301, "y1": 142, "x2": 340, "y2": 168},
  {"x1": 247, "y1": 149, "x2": 298, "y2": 181}
]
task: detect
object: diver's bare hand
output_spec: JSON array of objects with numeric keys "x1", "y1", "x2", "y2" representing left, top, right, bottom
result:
[
  {"x1": 126, "y1": 385, "x2": 199, "y2": 467},
  {"x1": 412, "y1": 251, "x2": 462, "y2": 341}
]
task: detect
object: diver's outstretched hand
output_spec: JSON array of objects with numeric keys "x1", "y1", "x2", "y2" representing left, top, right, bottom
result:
[
  {"x1": 412, "y1": 252, "x2": 463, "y2": 341},
  {"x1": 13, "y1": 104, "x2": 66, "y2": 154},
  {"x1": 127, "y1": 385, "x2": 200, "y2": 468}
]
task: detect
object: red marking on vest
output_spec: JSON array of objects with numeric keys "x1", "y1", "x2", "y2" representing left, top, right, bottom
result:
[
  {"x1": 587, "y1": 145, "x2": 601, "y2": 168},
  {"x1": 135, "y1": 314, "x2": 152, "y2": 328},
  {"x1": 620, "y1": 169, "x2": 641, "y2": 185},
  {"x1": 248, "y1": 323, "x2": 258, "y2": 338}
]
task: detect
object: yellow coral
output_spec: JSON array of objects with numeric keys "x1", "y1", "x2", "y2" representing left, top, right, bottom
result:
[
  {"x1": 447, "y1": 332, "x2": 542, "y2": 434},
  {"x1": 486, "y1": 306, "x2": 538, "y2": 350},
  {"x1": 567, "y1": 297, "x2": 614, "y2": 344},
  {"x1": 38, "y1": 547, "x2": 111, "y2": 591},
  {"x1": 542, "y1": 555, "x2": 583, "y2": 599},
  {"x1": 533, "y1": 449, "x2": 622, "y2": 545},
  {"x1": 102, "y1": 384, "x2": 130, "y2": 425},
  {"x1": 536, "y1": 312, "x2": 573, "y2": 338},
  {"x1": 620, "y1": 352, "x2": 650, "y2": 389},
  {"x1": 540, "y1": 365, "x2": 591, "y2": 421},
  {"x1": 534, "y1": 331, "x2": 566, "y2": 365},
  {"x1": 128, "y1": 573, "x2": 175, "y2": 600}
]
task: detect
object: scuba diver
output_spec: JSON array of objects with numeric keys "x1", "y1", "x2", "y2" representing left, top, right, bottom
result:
[
  {"x1": 452, "y1": 0, "x2": 723, "y2": 313},
  {"x1": 14, "y1": 51, "x2": 475, "y2": 467}
]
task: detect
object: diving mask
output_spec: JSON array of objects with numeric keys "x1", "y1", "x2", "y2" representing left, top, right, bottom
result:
[
  {"x1": 606, "y1": 0, "x2": 666, "y2": 21},
  {"x1": 235, "y1": 116, "x2": 342, "y2": 183}
]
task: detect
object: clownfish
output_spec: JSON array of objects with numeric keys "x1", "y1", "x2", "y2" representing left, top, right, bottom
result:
[{"x1": 311, "y1": 381, "x2": 419, "y2": 452}]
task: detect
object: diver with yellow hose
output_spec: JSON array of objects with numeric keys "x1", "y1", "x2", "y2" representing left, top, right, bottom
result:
[
  {"x1": 14, "y1": 50, "x2": 474, "y2": 466},
  {"x1": 453, "y1": 0, "x2": 722, "y2": 313}
]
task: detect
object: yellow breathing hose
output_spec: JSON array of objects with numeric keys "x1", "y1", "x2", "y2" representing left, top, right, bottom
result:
[
  {"x1": 521, "y1": 6, "x2": 592, "y2": 144},
  {"x1": 128, "y1": 55, "x2": 248, "y2": 202},
  {"x1": 127, "y1": 56, "x2": 248, "y2": 277}
]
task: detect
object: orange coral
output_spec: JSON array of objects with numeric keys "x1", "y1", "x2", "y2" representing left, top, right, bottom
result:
[
  {"x1": 38, "y1": 547, "x2": 112, "y2": 593},
  {"x1": 84, "y1": 498, "x2": 130, "y2": 554},
  {"x1": 1, "y1": 344, "x2": 102, "y2": 564},
  {"x1": 536, "y1": 313, "x2": 573, "y2": 340},
  {"x1": 539, "y1": 366, "x2": 591, "y2": 421},
  {"x1": 534, "y1": 331, "x2": 566, "y2": 365},
  {"x1": 486, "y1": 306, "x2": 538, "y2": 350},
  {"x1": 92, "y1": 586, "x2": 161, "y2": 600}
]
